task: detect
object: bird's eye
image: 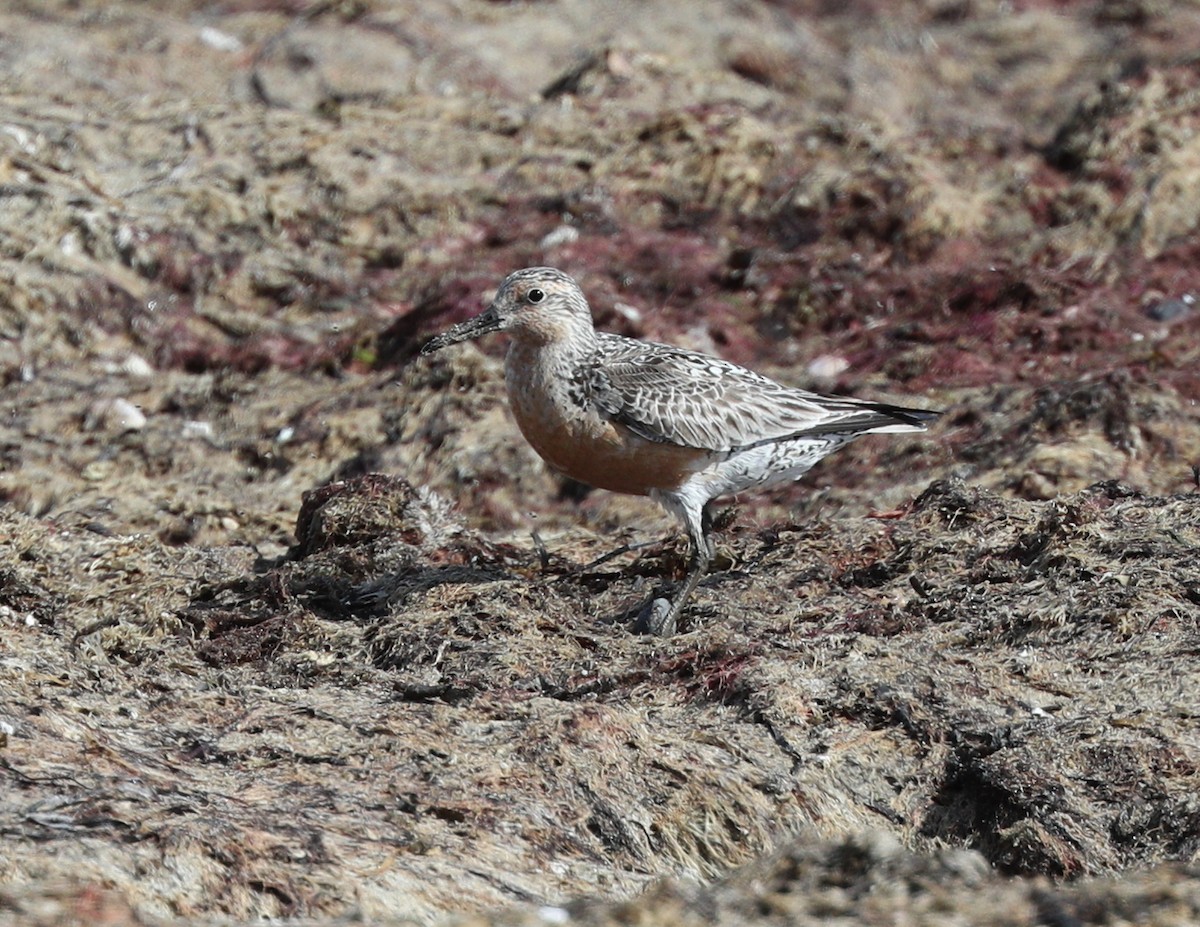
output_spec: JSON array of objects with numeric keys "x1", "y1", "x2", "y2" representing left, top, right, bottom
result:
[{"x1": 526, "y1": 288, "x2": 545, "y2": 304}]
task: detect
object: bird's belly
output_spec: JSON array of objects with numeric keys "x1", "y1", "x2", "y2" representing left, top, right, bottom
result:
[
  {"x1": 508, "y1": 391, "x2": 705, "y2": 496},
  {"x1": 701, "y1": 436, "x2": 849, "y2": 497}
]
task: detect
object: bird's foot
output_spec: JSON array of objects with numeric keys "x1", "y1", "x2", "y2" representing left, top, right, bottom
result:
[
  {"x1": 632, "y1": 532, "x2": 710, "y2": 636},
  {"x1": 634, "y1": 596, "x2": 678, "y2": 637}
]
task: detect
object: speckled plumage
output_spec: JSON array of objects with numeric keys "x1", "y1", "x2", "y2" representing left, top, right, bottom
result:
[{"x1": 422, "y1": 267, "x2": 940, "y2": 634}]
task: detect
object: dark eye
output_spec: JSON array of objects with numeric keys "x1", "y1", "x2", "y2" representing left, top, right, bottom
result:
[{"x1": 526, "y1": 288, "x2": 545, "y2": 304}]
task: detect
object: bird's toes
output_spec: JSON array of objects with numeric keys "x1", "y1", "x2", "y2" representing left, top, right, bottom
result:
[{"x1": 635, "y1": 597, "x2": 677, "y2": 637}]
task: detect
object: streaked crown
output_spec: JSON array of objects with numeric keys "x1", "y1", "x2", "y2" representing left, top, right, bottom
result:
[{"x1": 490, "y1": 267, "x2": 596, "y2": 345}]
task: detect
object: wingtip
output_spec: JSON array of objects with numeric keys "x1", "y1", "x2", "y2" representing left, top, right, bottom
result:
[
  {"x1": 902, "y1": 408, "x2": 943, "y2": 427},
  {"x1": 855, "y1": 402, "x2": 941, "y2": 431},
  {"x1": 853, "y1": 404, "x2": 942, "y2": 436}
]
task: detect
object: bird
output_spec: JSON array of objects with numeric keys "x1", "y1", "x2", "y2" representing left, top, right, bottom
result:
[{"x1": 421, "y1": 267, "x2": 939, "y2": 635}]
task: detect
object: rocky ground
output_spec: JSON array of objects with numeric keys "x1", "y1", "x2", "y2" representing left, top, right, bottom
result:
[{"x1": 1, "y1": 1, "x2": 1199, "y2": 925}]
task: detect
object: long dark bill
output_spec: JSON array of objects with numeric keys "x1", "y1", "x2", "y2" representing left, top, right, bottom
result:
[{"x1": 420, "y1": 306, "x2": 503, "y2": 355}]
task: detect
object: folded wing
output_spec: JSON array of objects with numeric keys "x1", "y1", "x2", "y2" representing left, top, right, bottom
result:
[{"x1": 582, "y1": 333, "x2": 939, "y2": 453}]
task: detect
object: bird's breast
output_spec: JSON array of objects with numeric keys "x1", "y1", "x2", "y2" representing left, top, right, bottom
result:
[{"x1": 504, "y1": 346, "x2": 709, "y2": 496}]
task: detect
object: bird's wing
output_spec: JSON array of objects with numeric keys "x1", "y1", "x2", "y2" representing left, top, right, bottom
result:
[{"x1": 582, "y1": 333, "x2": 938, "y2": 453}]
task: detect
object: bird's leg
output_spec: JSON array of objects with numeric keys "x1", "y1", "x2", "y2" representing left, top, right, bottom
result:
[{"x1": 636, "y1": 503, "x2": 713, "y2": 636}]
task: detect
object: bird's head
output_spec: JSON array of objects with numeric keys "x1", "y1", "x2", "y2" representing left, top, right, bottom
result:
[{"x1": 421, "y1": 267, "x2": 594, "y2": 354}]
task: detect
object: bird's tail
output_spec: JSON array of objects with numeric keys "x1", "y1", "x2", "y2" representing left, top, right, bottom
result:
[{"x1": 859, "y1": 406, "x2": 941, "y2": 434}]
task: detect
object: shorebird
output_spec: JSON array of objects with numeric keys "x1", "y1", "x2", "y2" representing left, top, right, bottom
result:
[{"x1": 421, "y1": 267, "x2": 939, "y2": 635}]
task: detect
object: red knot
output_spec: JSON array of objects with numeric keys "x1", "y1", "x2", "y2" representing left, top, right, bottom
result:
[{"x1": 421, "y1": 267, "x2": 940, "y2": 635}]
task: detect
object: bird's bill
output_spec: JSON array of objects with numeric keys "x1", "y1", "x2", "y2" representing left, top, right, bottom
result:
[{"x1": 420, "y1": 305, "x2": 503, "y2": 355}]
